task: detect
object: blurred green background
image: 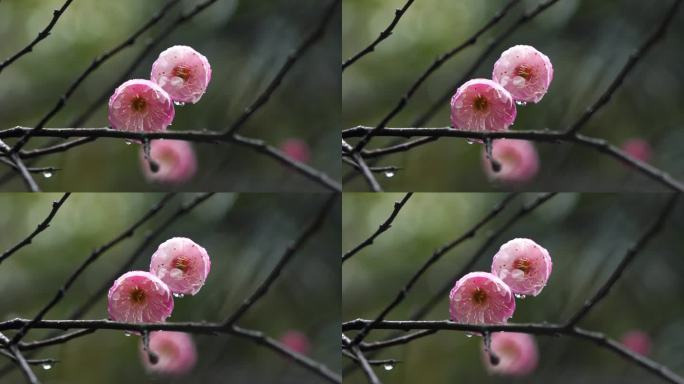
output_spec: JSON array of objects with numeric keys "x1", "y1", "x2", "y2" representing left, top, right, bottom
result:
[
  {"x1": 343, "y1": 193, "x2": 684, "y2": 382},
  {"x1": 0, "y1": 0, "x2": 340, "y2": 191},
  {"x1": 0, "y1": 193, "x2": 340, "y2": 383},
  {"x1": 343, "y1": 0, "x2": 684, "y2": 191}
]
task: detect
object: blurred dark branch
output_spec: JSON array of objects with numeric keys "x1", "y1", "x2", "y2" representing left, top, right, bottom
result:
[
  {"x1": 0, "y1": 193, "x2": 70, "y2": 264},
  {"x1": 0, "y1": 319, "x2": 341, "y2": 384},
  {"x1": 0, "y1": 0, "x2": 74, "y2": 74},
  {"x1": 341, "y1": 0, "x2": 416, "y2": 71},
  {"x1": 350, "y1": 0, "x2": 521, "y2": 153},
  {"x1": 348, "y1": 193, "x2": 517, "y2": 347},
  {"x1": 342, "y1": 193, "x2": 413, "y2": 262},
  {"x1": 566, "y1": 0, "x2": 682, "y2": 135},
  {"x1": 227, "y1": 0, "x2": 340, "y2": 135},
  {"x1": 9, "y1": 0, "x2": 183, "y2": 154},
  {"x1": 223, "y1": 194, "x2": 337, "y2": 326},
  {"x1": 8, "y1": 194, "x2": 174, "y2": 346},
  {"x1": 0, "y1": 128, "x2": 341, "y2": 191},
  {"x1": 342, "y1": 320, "x2": 684, "y2": 384},
  {"x1": 343, "y1": 127, "x2": 684, "y2": 191},
  {"x1": 566, "y1": 194, "x2": 678, "y2": 326}
]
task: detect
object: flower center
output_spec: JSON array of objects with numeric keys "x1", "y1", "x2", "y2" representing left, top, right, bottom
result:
[
  {"x1": 515, "y1": 64, "x2": 533, "y2": 81},
  {"x1": 130, "y1": 287, "x2": 146, "y2": 304},
  {"x1": 174, "y1": 256, "x2": 190, "y2": 273},
  {"x1": 513, "y1": 258, "x2": 531, "y2": 274},
  {"x1": 172, "y1": 65, "x2": 192, "y2": 81},
  {"x1": 131, "y1": 96, "x2": 147, "y2": 112},
  {"x1": 473, "y1": 95, "x2": 488, "y2": 112},
  {"x1": 472, "y1": 287, "x2": 488, "y2": 304}
]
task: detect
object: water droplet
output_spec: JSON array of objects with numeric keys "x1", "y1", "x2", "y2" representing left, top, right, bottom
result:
[
  {"x1": 515, "y1": 100, "x2": 527, "y2": 106},
  {"x1": 383, "y1": 363, "x2": 394, "y2": 371},
  {"x1": 465, "y1": 334, "x2": 473, "y2": 338},
  {"x1": 41, "y1": 363, "x2": 52, "y2": 370},
  {"x1": 384, "y1": 171, "x2": 394, "y2": 178},
  {"x1": 174, "y1": 101, "x2": 185, "y2": 106},
  {"x1": 173, "y1": 293, "x2": 184, "y2": 298},
  {"x1": 42, "y1": 171, "x2": 52, "y2": 179},
  {"x1": 514, "y1": 294, "x2": 526, "y2": 299},
  {"x1": 465, "y1": 139, "x2": 475, "y2": 145},
  {"x1": 125, "y1": 141, "x2": 132, "y2": 145},
  {"x1": 124, "y1": 332, "x2": 132, "y2": 337}
]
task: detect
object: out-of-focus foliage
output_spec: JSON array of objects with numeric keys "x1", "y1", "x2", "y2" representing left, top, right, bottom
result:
[
  {"x1": 343, "y1": 193, "x2": 684, "y2": 382},
  {"x1": 0, "y1": 0, "x2": 340, "y2": 191},
  {"x1": 343, "y1": 0, "x2": 684, "y2": 191},
  {"x1": 0, "y1": 193, "x2": 340, "y2": 383}
]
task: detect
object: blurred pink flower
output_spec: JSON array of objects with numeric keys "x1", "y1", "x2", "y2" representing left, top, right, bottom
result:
[
  {"x1": 450, "y1": 79, "x2": 517, "y2": 132},
  {"x1": 140, "y1": 140, "x2": 197, "y2": 184},
  {"x1": 621, "y1": 138, "x2": 653, "y2": 163},
  {"x1": 151, "y1": 45, "x2": 212, "y2": 104},
  {"x1": 141, "y1": 331, "x2": 197, "y2": 375},
  {"x1": 150, "y1": 237, "x2": 211, "y2": 296},
  {"x1": 493, "y1": 45, "x2": 553, "y2": 104},
  {"x1": 483, "y1": 332, "x2": 538, "y2": 376},
  {"x1": 280, "y1": 330, "x2": 311, "y2": 355},
  {"x1": 107, "y1": 271, "x2": 174, "y2": 323},
  {"x1": 449, "y1": 272, "x2": 515, "y2": 324},
  {"x1": 109, "y1": 79, "x2": 175, "y2": 132},
  {"x1": 482, "y1": 139, "x2": 539, "y2": 184},
  {"x1": 491, "y1": 238, "x2": 552, "y2": 297},
  {"x1": 280, "y1": 138, "x2": 311, "y2": 163},
  {"x1": 620, "y1": 330, "x2": 652, "y2": 356}
]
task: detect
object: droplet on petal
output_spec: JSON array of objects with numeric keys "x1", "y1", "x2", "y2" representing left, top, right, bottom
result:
[
  {"x1": 139, "y1": 140, "x2": 197, "y2": 185},
  {"x1": 108, "y1": 79, "x2": 175, "y2": 132},
  {"x1": 150, "y1": 237, "x2": 211, "y2": 296},
  {"x1": 482, "y1": 140, "x2": 539, "y2": 185},
  {"x1": 482, "y1": 332, "x2": 538, "y2": 376},
  {"x1": 151, "y1": 46, "x2": 212, "y2": 104},
  {"x1": 449, "y1": 271, "x2": 515, "y2": 324},
  {"x1": 140, "y1": 331, "x2": 197, "y2": 375},
  {"x1": 107, "y1": 271, "x2": 174, "y2": 323},
  {"x1": 450, "y1": 79, "x2": 517, "y2": 133},
  {"x1": 491, "y1": 238, "x2": 552, "y2": 297},
  {"x1": 493, "y1": 45, "x2": 553, "y2": 103}
]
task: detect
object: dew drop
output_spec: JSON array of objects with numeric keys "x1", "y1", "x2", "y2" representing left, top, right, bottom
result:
[
  {"x1": 42, "y1": 171, "x2": 52, "y2": 179},
  {"x1": 465, "y1": 139, "x2": 475, "y2": 145},
  {"x1": 383, "y1": 363, "x2": 394, "y2": 371},
  {"x1": 125, "y1": 141, "x2": 133, "y2": 146},
  {"x1": 124, "y1": 331, "x2": 132, "y2": 337},
  {"x1": 515, "y1": 100, "x2": 527, "y2": 106},
  {"x1": 514, "y1": 294, "x2": 526, "y2": 299},
  {"x1": 465, "y1": 334, "x2": 473, "y2": 338},
  {"x1": 384, "y1": 171, "x2": 394, "y2": 178},
  {"x1": 173, "y1": 293, "x2": 184, "y2": 298},
  {"x1": 42, "y1": 363, "x2": 52, "y2": 370}
]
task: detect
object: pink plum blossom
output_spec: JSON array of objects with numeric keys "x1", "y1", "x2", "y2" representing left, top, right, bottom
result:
[
  {"x1": 151, "y1": 45, "x2": 212, "y2": 104},
  {"x1": 140, "y1": 331, "x2": 197, "y2": 375},
  {"x1": 491, "y1": 238, "x2": 552, "y2": 297},
  {"x1": 280, "y1": 138, "x2": 311, "y2": 163},
  {"x1": 108, "y1": 79, "x2": 175, "y2": 132},
  {"x1": 140, "y1": 140, "x2": 197, "y2": 184},
  {"x1": 107, "y1": 271, "x2": 174, "y2": 323},
  {"x1": 493, "y1": 45, "x2": 553, "y2": 103},
  {"x1": 483, "y1": 332, "x2": 538, "y2": 376},
  {"x1": 482, "y1": 139, "x2": 539, "y2": 184},
  {"x1": 450, "y1": 79, "x2": 517, "y2": 132},
  {"x1": 279, "y1": 330, "x2": 311, "y2": 355},
  {"x1": 150, "y1": 237, "x2": 211, "y2": 296},
  {"x1": 620, "y1": 330, "x2": 652, "y2": 356},
  {"x1": 621, "y1": 138, "x2": 653, "y2": 163},
  {"x1": 449, "y1": 272, "x2": 515, "y2": 324}
]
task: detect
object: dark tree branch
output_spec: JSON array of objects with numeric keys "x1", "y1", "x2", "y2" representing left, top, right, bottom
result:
[
  {"x1": 350, "y1": 0, "x2": 521, "y2": 153},
  {"x1": 359, "y1": 330, "x2": 437, "y2": 352},
  {"x1": 342, "y1": 157, "x2": 401, "y2": 174},
  {"x1": 17, "y1": 330, "x2": 96, "y2": 352},
  {"x1": 8, "y1": 194, "x2": 175, "y2": 345},
  {"x1": 341, "y1": 0, "x2": 416, "y2": 71},
  {"x1": 223, "y1": 194, "x2": 337, "y2": 326},
  {"x1": 6, "y1": 345, "x2": 38, "y2": 384},
  {"x1": 342, "y1": 350, "x2": 399, "y2": 367},
  {"x1": 348, "y1": 193, "x2": 517, "y2": 346},
  {"x1": 0, "y1": 0, "x2": 74, "y2": 74},
  {"x1": 342, "y1": 193, "x2": 413, "y2": 262},
  {"x1": 566, "y1": 194, "x2": 679, "y2": 326},
  {"x1": 0, "y1": 193, "x2": 70, "y2": 264},
  {"x1": 342, "y1": 334, "x2": 381, "y2": 384}
]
